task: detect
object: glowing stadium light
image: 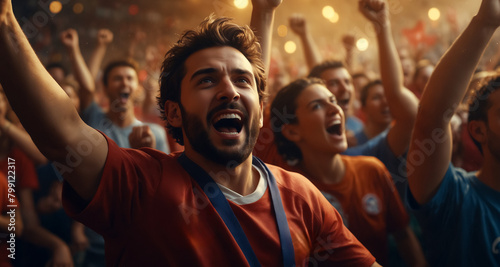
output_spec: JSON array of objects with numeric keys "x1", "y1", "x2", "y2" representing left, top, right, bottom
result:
[
  {"x1": 49, "y1": 1, "x2": 63, "y2": 14},
  {"x1": 322, "y1": 6, "x2": 335, "y2": 19},
  {"x1": 277, "y1": 25, "x2": 288, "y2": 37},
  {"x1": 329, "y1": 12, "x2": 339, "y2": 23},
  {"x1": 428, "y1": 7, "x2": 440, "y2": 21},
  {"x1": 234, "y1": 0, "x2": 249, "y2": 9},
  {"x1": 73, "y1": 3, "x2": 84, "y2": 14},
  {"x1": 284, "y1": 41, "x2": 297, "y2": 54},
  {"x1": 356, "y1": 38, "x2": 369, "y2": 51}
]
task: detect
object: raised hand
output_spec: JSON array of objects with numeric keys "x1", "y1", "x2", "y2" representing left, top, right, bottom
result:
[
  {"x1": 289, "y1": 14, "x2": 307, "y2": 37},
  {"x1": 97, "y1": 28, "x2": 113, "y2": 46},
  {"x1": 129, "y1": 125, "x2": 156, "y2": 149},
  {"x1": 358, "y1": 0, "x2": 389, "y2": 27},
  {"x1": 251, "y1": 0, "x2": 282, "y2": 10},
  {"x1": 476, "y1": 0, "x2": 500, "y2": 28},
  {"x1": 342, "y1": 34, "x2": 356, "y2": 51},
  {"x1": 0, "y1": 0, "x2": 12, "y2": 24},
  {"x1": 60, "y1": 29, "x2": 79, "y2": 49}
]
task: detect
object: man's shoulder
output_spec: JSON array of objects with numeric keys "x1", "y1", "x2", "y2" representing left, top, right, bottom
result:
[
  {"x1": 442, "y1": 165, "x2": 475, "y2": 187},
  {"x1": 264, "y1": 163, "x2": 325, "y2": 202}
]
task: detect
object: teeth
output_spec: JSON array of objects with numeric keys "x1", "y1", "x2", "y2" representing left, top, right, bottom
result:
[
  {"x1": 215, "y1": 113, "x2": 241, "y2": 122},
  {"x1": 332, "y1": 119, "x2": 341, "y2": 125}
]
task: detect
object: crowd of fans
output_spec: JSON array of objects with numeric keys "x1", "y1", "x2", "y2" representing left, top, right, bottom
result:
[{"x1": 1, "y1": 0, "x2": 499, "y2": 266}]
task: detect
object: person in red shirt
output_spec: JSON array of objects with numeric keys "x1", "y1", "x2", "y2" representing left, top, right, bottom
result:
[
  {"x1": 0, "y1": 0, "x2": 381, "y2": 266},
  {"x1": 270, "y1": 76, "x2": 426, "y2": 266},
  {"x1": 0, "y1": 88, "x2": 73, "y2": 266}
]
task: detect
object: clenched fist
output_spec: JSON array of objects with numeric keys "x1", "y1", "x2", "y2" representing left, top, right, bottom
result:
[{"x1": 129, "y1": 125, "x2": 156, "y2": 149}]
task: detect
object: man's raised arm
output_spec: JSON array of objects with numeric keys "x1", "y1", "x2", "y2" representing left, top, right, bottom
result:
[
  {"x1": 60, "y1": 28, "x2": 96, "y2": 111},
  {"x1": 288, "y1": 14, "x2": 323, "y2": 71},
  {"x1": 408, "y1": 0, "x2": 500, "y2": 204},
  {"x1": 359, "y1": 0, "x2": 419, "y2": 157},
  {"x1": 0, "y1": 1, "x2": 107, "y2": 201},
  {"x1": 250, "y1": 0, "x2": 282, "y2": 73}
]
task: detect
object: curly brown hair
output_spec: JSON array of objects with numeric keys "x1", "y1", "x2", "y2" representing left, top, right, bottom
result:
[
  {"x1": 467, "y1": 73, "x2": 500, "y2": 153},
  {"x1": 158, "y1": 15, "x2": 267, "y2": 145}
]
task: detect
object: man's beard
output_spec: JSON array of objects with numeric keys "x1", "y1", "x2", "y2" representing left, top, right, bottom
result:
[{"x1": 180, "y1": 103, "x2": 260, "y2": 167}]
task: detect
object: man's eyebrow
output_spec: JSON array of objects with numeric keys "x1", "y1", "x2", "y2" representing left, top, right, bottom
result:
[
  {"x1": 190, "y1": 68, "x2": 217, "y2": 81},
  {"x1": 232, "y1": 68, "x2": 253, "y2": 76}
]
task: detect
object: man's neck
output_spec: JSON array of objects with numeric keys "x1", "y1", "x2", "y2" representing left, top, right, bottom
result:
[
  {"x1": 106, "y1": 108, "x2": 136, "y2": 128},
  {"x1": 184, "y1": 149, "x2": 258, "y2": 196},
  {"x1": 477, "y1": 154, "x2": 500, "y2": 192}
]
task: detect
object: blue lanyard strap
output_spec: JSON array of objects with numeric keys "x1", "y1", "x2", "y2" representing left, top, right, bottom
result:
[
  {"x1": 178, "y1": 153, "x2": 295, "y2": 267},
  {"x1": 253, "y1": 157, "x2": 295, "y2": 267}
]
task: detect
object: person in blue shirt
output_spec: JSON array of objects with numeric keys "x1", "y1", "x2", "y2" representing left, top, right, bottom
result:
[{"x1": 407, "y1": 0, "x2": 500, "y2": 265}]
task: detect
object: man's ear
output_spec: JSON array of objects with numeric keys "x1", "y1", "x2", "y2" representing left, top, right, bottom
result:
[
  {"x1": 468, "y1": 120, "x2": 486, "y2": 144},
  {"x1": 165, "y1": 100, "x2": 182, "y2": 127},
  {"x1": 282, "y1": 124, "x2": 301, "y2": 142}
]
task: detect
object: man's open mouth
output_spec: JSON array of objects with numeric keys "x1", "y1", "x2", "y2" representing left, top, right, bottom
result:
[
  {"x1": 213, "y1": 113, "x2": 243, "y2": 135},
  {"x1": 119, "y1": 92, "x2": 131, "y2": 103}
]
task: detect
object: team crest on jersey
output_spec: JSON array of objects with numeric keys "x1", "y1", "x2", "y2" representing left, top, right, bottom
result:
[
  {"x1": 362, "y1": 193, "x2": 381, "y2": 215},
  {"x1": 320, "y1": 191, "x2": 348, "y2": 227}
]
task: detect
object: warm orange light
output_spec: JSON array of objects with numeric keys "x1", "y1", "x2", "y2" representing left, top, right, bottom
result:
[
  {"x1": 49, "y1": 1, "x2": 63, "y2": 14},
  {"x1": 284, "y1": 41, "x2": 297, "y2": 54},
  {"x1": 322, "y1": 6, "x2": 335, "y2": 19},
  {"x1": 277, "y1": 25, "x2": 288, "y2": 37},
  {"x1": 356, "y1": 38, "x2": 369, "y2": 51},
  {"x1": 73, "y1": 3, "x2": 84, "y2": 14},
  {"x1": 234, "y1": 0, "x2": 249, "y2": 9},
  {"x1": 428, "y1": 8, "x2": 440, "y2": 21},
  {"x1": 329, "y1": 12, "x2": 339, "y2": 23}
]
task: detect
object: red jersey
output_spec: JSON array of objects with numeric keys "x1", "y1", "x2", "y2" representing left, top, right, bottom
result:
[
  {"x1": 63, "y1": 134, "x2": 375, "y2": 266},
  {"x1": 309, "y1": 156, "x2": 409, "y2": 265}
]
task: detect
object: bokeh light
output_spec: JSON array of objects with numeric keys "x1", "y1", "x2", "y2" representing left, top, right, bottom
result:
[
  {"x1": 329, "y1": 12, "x2": 339, "y2": 23},
  {"x1": 322, "y1": 6, "x2": 335, "y2": 20},
  {"x1": 128, "y1": 4, "x2": 139, "y2": 16},
  {"x1": 234, "y1": 0, "x2": 249, "y2": 9},
  {"x1": 73, "y1": 3, "x2": 84, "y2": 14},
  {"x1": 356, "y1": 38, "x2": 369, "y2": 51},
  {"x1": 49, "y1": 1, "x2": 63, "y2": 14},
  {"x1": 428, "y1": 7, "x2": 440, "y2": 21},
  {"x1": 277, "y1": 25, "x2": 288, "y2": 37},
  {"x1": 284, "y1": 41, "x2": 297, "y2": 54}
]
